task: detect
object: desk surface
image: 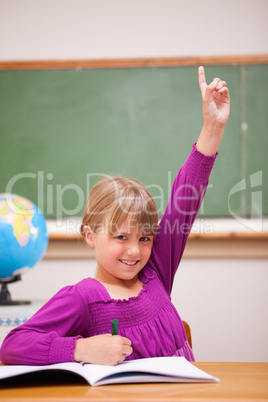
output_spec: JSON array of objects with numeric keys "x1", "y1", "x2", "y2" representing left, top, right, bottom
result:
[{"x1": 0, "y1": 362, "x2": 267, "y2": 401}]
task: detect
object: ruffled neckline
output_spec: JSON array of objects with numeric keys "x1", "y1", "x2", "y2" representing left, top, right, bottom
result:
[{"x1": 92, "y1": 266, "x2": 156, "y2": 304}]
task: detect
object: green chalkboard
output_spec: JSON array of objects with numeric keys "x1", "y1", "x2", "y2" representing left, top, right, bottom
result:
[{"x1": 0, "y1": 64, "x2": 267, "y2": 219}]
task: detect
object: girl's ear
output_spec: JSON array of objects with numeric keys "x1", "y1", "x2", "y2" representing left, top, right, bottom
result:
[{"x1": 83, "y1": 226, "x2": 95, "y2": 249}]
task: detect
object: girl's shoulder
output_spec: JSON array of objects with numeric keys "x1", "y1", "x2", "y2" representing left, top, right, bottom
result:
[{"x1": 72, "y1": 277, "x2": 110, "y2": 303}]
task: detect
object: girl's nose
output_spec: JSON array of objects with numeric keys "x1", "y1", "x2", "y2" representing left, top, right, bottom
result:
[{"x1": 126, "y1": 242, "x2": 140, "y2": 258}]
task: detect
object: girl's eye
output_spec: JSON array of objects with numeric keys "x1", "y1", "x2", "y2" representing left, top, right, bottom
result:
[
  {"x1": 115, "y1": 235, "x2": 127, "y2": 240},
  {"x1": 140, "y1": 236, "x2": 151, "y2": 242}
]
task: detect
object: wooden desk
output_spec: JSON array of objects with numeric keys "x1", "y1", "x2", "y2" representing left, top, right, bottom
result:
[{"x1": 0, "y1": 362, "x2": 267, "y2": 401}]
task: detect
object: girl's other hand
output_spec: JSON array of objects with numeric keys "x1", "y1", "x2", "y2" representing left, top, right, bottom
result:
[{"x1": 74, "y1": 334, "x2": 133, "y2": 366}]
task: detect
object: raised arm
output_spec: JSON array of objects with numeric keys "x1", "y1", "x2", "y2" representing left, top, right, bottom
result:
[
  {"x1": 148, "y1": 67, "x2": 230, "y2": 294},
  {"x1": 196, "y1": 66, "x2": 230, "y2": 155}
]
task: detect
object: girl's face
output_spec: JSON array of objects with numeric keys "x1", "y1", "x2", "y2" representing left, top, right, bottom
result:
[{"x1": 85, "y1": 217, "x2": 154, "y2": 284}]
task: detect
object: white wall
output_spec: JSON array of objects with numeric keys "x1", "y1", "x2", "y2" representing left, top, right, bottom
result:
[
  {"x1": 1, "y1": 0, "x2": 267, "y2": 362},
  {"x1": 0, "y1": 0, "x2": 267, "y2": 61},
  {"x1": 173, "y1": 259, "x2": 268, "y2": 363}
]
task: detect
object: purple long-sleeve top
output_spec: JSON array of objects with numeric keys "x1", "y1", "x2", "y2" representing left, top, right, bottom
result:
[{"x1": 0, "y1": 144, "x2": 217, "y2": 365}]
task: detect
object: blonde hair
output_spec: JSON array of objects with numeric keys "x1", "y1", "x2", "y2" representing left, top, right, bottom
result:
[{"x1": 81, "y1": 176, "x2": 158, "y2": 238}]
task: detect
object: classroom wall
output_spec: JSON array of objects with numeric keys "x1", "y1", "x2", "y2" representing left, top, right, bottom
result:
[
  {"x1": 0, "y1": 0, "x2": 268, "y2": 61},
  {"x1": 1, "y1": 0, "x2": 267, "y2": 362}
]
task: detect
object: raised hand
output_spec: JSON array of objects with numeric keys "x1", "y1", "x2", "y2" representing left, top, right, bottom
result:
[
  {"x1": 198, "y1": 66, "x2": 230, "y2": 127},
  {"x1": 196, "y1": 66, "x2": 230, "y2": 156},
  {"x1": 74, "y1": 334, "x2": 133, "y2": 366}
]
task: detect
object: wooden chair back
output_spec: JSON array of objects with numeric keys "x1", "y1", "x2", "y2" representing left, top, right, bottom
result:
[{"x1": 182, "y1": 320, "x2": 192, "y2": 349}]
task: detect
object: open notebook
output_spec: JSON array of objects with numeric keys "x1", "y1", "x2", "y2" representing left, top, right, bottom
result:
[{"x1": 0, "y1": 356, "x2": 219, "y2": 386}]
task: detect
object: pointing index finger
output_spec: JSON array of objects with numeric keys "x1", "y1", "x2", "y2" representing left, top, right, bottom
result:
[{"x1": 198, "y1": 66, "x2": 207, "y2": 97}]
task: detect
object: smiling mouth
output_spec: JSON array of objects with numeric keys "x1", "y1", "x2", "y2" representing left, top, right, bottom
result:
[{"x1": 119, "y1": 259, "x2": 140, "y2": 266}]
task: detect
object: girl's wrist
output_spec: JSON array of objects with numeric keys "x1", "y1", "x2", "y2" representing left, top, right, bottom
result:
[
  {"x1": 202, "y1": 119, "x2": 226, "y2": 132},
  {"x1": 196, "y1": 122, "x2": 225, "y2": 156},
  {"x1": 73, "y1": 338, "x2": 82, "y2": 362}
]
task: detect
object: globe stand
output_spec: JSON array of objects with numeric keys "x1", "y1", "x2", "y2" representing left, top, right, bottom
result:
[{"x1": 0, "y1": 275, "x2": 31, "y2": 305}]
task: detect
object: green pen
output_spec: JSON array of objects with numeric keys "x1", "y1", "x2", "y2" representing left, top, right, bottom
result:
[{"x1": 111, "y1": 319, "x2": 118, "y2": 335}]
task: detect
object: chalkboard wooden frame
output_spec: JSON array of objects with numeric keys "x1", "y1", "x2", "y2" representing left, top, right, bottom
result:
[{"x1": 0, "y1": 54, "x2": 267, "y2": 70}]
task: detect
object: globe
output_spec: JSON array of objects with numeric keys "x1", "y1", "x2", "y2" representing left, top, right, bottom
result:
[{"x1": 0, "y1": 193, "x2": 48, "y2": 283}]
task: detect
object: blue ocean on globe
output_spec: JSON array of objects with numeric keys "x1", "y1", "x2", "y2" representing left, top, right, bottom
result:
[{"x1": 0, "y1": 193, "x2": 48, "y2": 280}]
